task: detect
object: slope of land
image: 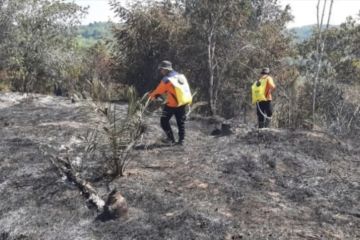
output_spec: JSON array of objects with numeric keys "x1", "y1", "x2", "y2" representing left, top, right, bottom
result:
[{"x1": 0, "y1": 93, "x2": 359, "y2": 240}]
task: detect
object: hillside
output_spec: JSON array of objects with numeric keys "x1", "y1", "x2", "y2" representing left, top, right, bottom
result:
[
  {"x1": 0, "y1": 93, "x2": 359, "y2": 240},
  {"x1": 290, "y1": 25, "x2": 315, "y2": 42},
  {"x1": 290, "y1": 25, "x2": 340, "y2": 42},
  {"x1": 76, "y1": 22, "x2": 113, "y2": 47},
  {"x1": 76, "y1": 22, "x2": 315, "y2": 44}
]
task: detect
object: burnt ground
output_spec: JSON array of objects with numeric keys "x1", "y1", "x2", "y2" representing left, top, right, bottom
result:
[{"x1": 0, "y1": 92, "x2": 359, "y2": 240}]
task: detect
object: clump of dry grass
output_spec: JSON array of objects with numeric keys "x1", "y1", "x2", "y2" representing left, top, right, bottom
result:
[
  {"x1": 0, "y1": 81, "x2": 11, "y2": 92},
  {"x1": 86, "y1": 78, "x2": 110, "y2": 102}
]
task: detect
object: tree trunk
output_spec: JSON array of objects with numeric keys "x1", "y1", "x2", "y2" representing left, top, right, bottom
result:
[
  {"x1": 50, "y1": 156, "x2": 105, "y2": 211},
  {"x1": 207, "y1": 29, "x2": 216, "y2": 115},
  {"x1": 312, "y1": 0, "x2": 334, "y2": 129}
]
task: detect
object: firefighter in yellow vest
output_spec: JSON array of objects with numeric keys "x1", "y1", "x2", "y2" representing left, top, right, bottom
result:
[
  {"x1": 149, "y1": 60, "x2": 192, "y2": 145},
  {"x1": 251, "y1": 67, "x2": 276, "y2": 128}
]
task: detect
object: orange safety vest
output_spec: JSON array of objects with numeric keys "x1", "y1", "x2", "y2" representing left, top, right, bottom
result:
[{"x1": 149, "y1": 71, "x2": 192, "y2": 107}]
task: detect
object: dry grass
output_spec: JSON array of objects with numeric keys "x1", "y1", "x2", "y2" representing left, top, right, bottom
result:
[{"x1": 0, "y1": 81, "x2": 10, "y2": 92}]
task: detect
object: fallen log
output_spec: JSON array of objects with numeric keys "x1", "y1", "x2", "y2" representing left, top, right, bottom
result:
[
  {"x1": 49, "y1": 155, "x2": 128, "y2": 220},
  {"x1": 50, "y1": 156, "x2": 105, "y2": 211}
]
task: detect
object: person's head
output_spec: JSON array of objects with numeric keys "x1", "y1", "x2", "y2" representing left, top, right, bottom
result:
[
  {"x1": 261, "y1": 67, "x2": 270, "y2": 75},
  {"x1": 158, "y1": 60, "x2": 173, "y2": 77}
]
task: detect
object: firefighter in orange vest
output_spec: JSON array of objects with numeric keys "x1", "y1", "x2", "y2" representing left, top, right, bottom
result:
[
  {"x1": 148, "y1": 60, "x2": 190, "y2": 145},
  {"x1": 251, "y1": 67, "x2": 276, "y2": 128}
]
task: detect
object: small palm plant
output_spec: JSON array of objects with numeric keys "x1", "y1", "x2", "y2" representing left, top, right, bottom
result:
[{"x1": 101, "y1": 86, "x2": 150, "y2": 177}]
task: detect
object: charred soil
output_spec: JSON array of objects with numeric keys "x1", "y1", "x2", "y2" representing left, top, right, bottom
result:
[{"x1": 0, "y1": 93, "x2": 359, "y2": 240}]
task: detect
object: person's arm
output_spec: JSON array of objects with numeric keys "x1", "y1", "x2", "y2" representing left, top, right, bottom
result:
[
  {"x1": 268, "y1": 76, "x2": 275, "y2": 89},
  {"x1": 265, "y1": 76, "x2": 275, "y2": 98},
  {"x1": 149, "y1": 80, "x2": 168, "y2": 100}
]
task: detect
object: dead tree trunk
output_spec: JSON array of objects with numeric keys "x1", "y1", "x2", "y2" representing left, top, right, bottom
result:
[
  {"x1": 207, "y1": 25, "x2": 217, "y2": 115},
  {"x1": 48, "y1": 155, "x2": 129, "y2": 221},
  {"x1": 49, "y1": 156, "x2": 105, "y2": 210},
  {"x1": 312, "y1": 0, "x2": 334, "y2": 128}
]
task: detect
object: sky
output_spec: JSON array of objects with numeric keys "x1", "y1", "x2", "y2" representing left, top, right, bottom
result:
[
  {"x1": 70, "y1": 0, "x2": 360, "y2": 28},
  {"x1": 281, "y1": 0, "x2": 360, "y2": 28}
]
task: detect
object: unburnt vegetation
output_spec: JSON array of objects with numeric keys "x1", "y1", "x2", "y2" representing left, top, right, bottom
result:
[{"x1": 0, "y1": 0, "x2": 360, "y2": 239}]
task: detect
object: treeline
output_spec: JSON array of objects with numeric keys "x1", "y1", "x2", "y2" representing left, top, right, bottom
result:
[
  {"x1": 291, "y1": 25, "x2": 321, "y2": 42},
  {"x1": 76, "y1": 22, "x2": 314, "y2": 49},
  {"x1": 78, "y1": 22, "x2": 112, "y2": 40},
  {"x1": 0, "y1": 0, "x2": 114, "y2": 99},
  {"x1": 0, "y1": 0, "x2": 359, "y2": 137}
]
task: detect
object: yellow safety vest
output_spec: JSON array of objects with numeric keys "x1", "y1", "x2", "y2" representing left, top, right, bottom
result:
[
  {"x1": 251, "y1": 77, "x2": 268, "y2": 104},
  {"x1": 168, "y1": 74, "x2": 192, "y2": 106}
]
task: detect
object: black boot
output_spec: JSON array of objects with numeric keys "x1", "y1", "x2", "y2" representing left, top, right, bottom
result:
[
  {"x1": 164, "y1": 130, "x2": 175, "y2": 144},
  {"x1": 160, "y1": 106, "x2": 176, "y2": 144},
  {"x1": 258, "y1": 121, "x2": 265, "y2": 129},
  {"x1": 264, "y1": 119, "x2": 271, "y2": 128}
]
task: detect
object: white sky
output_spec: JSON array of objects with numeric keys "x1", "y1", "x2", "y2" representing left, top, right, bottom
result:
[
  {"x1": 70, "y1": 0, "x2": 360, "y2": 27},
  {"x1": 281, "y1": 0, "x2": 360, "y2": 28}
]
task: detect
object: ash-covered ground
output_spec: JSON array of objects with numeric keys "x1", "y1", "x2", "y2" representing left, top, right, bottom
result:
[{"x1": 0, "y1": 92, "x2": 359, "y2": 240}]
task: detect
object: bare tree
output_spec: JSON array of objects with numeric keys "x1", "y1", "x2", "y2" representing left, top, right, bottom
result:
[
  {"x1": 184, "y1": 0, "x2": 246, "y2": 115},
  {"x1": 312, "y1": 0, "x2": 334, "y2": 128}
]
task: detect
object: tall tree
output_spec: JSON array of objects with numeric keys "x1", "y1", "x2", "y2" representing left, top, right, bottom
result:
[
  {"x1": 182, "y1": 0, "x2": 247, "y2": 114},
  {"x1": 312, "y1": 0, "x2": 334, "y2": 127},
  {"x1": 110, "y1": 0, "x2": 187, "y2": 95},
  {"x1": 183, "y1": 0, "x2": 293, "y2": 115},
  {"x1": 0, "y1": 0, "x2": 17, "y2": 69},
  {"x1": 2, "y1": 0, "x2": 86, "y2": 92}
]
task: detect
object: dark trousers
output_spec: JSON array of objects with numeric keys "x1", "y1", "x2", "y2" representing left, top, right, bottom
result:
[
  {"x1": 161, "y1": 105, "x2": 186, "y2": 143},
  {"x1": 256, "y1": 101, "x2": 273, "y2": 128}
]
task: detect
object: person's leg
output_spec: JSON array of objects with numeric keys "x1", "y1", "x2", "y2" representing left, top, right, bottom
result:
[
  {"x1": 160, "y1": 106, "x2": 175, "y2": 143},
  {"x1": 263, "y1": 101, "x2": 272, "y2": 128},
  {"x1": 174, "y1": 105, "x2": 186, "y2": 144},
  {"x1": 256, "y1": 102, "x2": 265, "y2": 128},
  {"x1": 265, "y1": 101, "x2": 273, "y2": 117}
]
